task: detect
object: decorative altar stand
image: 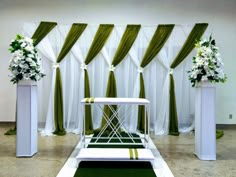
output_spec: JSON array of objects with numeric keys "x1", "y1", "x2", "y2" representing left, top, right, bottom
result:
[
  {"x1": 195, "y1": 82, "x2": 216, "y2": 160},
  {"x1": 77, "y1": 97, "x2": 154, "y2": 161},
  {"x1": 16, "y1": 80, "x2": 38, "y2": 157}
]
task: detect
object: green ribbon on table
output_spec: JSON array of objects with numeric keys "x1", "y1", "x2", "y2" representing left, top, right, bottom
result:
[
  {"x1": 129, "y1": 149, "x2": 139, "y2": 160},
  {"x1": 85, "y1": 97, "x2": 95, "y2": 103}
]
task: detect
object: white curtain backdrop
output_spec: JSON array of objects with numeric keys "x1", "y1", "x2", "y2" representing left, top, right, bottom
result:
[{"x1": 22, "y1": 22, "x2": 195, "y2": 135}]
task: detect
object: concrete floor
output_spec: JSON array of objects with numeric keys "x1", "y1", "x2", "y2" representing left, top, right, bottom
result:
[
  {"x1": 152, "y1": 129, "x2": 236, "y2": 177},
  {"x1": 0, "y1": 123, "x2": 235, "y2": 177}
]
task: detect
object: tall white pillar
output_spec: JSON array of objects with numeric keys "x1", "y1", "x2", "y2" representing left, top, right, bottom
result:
[
  {"x1": 16, "y1": 80, "x2": 38, "y2": 157},
  {"x1": 195, "y1": 81, "x2": 216, "y2": 160}
]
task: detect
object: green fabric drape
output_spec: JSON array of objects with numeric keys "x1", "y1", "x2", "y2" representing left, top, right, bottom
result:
[
  {"x1": 137, "y1": 73, "x2": 146, "y2": 131},
  {"x1": 138, "y1": 25, "x2": 174, "y2": 132},
  {"x1": 101, "y1": 25, "x2": 141, "y2": 131},
  {"x1": 54, "y1": 68, "x2": 65, "y2": 135},
  {"x1": 54, "y1": 23, "x2": 87, "y2": 135},
  {"x1": 57, "y1": 23, "x2": 87, "y2": 62},
  {"x1": 169, "y1": 74, "x2": 179, "y2": 135},
  {"x1": 112, "y1": 25, "x2": 141, "y2": 66},
  {"x1": 85, "y1": 24, "x2": 114, "y2": 64},
  {"x1": 83, "y1": 24, "x2": 114, "y2": 134},
  {"x1": 32, "y1": 21, "x2": 57, "y2": 46},
  {"x1": 170, "y1": 23, "x2": 209, "y2": 68},
  {"x1": 84, "y1": 70, "x2": 93, "y2": 134},
  {"x1": 102, "y1": 71, "x2": 118, "y2": 131},
  {"x1": 169, "y1": 23, "x2": 208, "y2": 135},
  {"x1": 5, "y1": 21, "x2": 57, "y2": 135},
  {"x1": 140, "y1": 25, "x2": 175, "y2": 68}
]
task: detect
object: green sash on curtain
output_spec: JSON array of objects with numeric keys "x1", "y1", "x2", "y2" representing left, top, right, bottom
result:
[
  {"x1": 53, "y1": 23, "x2": 87, "y2": 135},
  {"x1": 32, "y1": 21, "x2": 57, "y2": 46},
  {"x1": 101, "y1": 25, "x2": 141, "y2": 131},
  {"x1": 138, "y1": 24, "x2": 174, "y2": 133},
  {"x1": 168, "y1": 23, "x2": 208, "y2": 135},
  {"x1": 83, "y1": 24, "x2": 114, "y2": 134}
]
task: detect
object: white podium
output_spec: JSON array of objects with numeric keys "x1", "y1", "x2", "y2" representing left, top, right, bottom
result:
[
  {"x1": 16, "y1": 80, "x2": 38, "y2": 157},
  {"x1": 195, "y1": 81, "x2": 216, "y2": 160}
]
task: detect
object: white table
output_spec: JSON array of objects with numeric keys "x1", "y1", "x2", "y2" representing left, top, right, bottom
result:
[{"x1": 78, "y1": 97, "x2": 153, "y2": 161}]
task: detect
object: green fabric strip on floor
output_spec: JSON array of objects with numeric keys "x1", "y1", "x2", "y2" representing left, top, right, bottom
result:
[
  {"x1": 216, "y1": 130, "x2": 224, "y2": 139},
  {"x1": 74, "y1": 132, "x2": 157, "y2": 177},
  {"x1": 4, "y1": 126, "x2": 16, "y2": 135}
]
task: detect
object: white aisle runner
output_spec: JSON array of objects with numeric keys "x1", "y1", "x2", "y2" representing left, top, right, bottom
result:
[{"x1": 56, "y1": 137, "x2": 174, "y2": 177}]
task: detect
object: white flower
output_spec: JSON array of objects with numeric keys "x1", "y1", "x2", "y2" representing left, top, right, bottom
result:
[
  {"x1": 27, "y1": 54, "x2": 34, "y2": 58},
  {"x1": 30, "y1": 61, "x2": 37, "y2": 67},
  {"x1": 195, "y1": 57, "x2": 204, "y2": 66},
  {"x1": 23, "y1": 73, "x2": 30, "y2": 80},
  {"x1": 188, "y1": 36, "x2": 227, "y2": 87},
  {"x1": 190, "y1": 70, "x2": 198, "y2": 79},
  {"x1": 20, "y1": 42, "x2": 27, "y2": 48},
  {"x1": 26, "y1": 57, "x2": 33, "y2": 62},
  {"x1": 8, "y1": 34, "x2": 45, "y2": 84},
  {"x1": 24, "y1": 37, "x2": 33, "y2": 44},
  {"x1": 203, "y1": 65, "x2": 209, "y2": 71},
  {"x1": 12, "y1": 56, "x2": 20, "y2": 63},
  {"x1": 204, "y1": 47, "x2": 212, "y2": 56},
  {"x1": 13, "y1": 50, "x2": 24, "y2": 57},
  {"x1": 25, "y1": 45, "x2": 34, "y2": 52}
]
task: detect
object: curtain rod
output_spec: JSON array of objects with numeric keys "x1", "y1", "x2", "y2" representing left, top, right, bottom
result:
[{"x1": 27, "y1": 21, "x2": 201, "y2": 27}]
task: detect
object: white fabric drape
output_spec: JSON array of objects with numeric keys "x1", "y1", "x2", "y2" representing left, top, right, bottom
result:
[
  {"x1": 22, "y1": 23, "x2": 196, "y2": 135},
  {"x1": 60, "y1": 25, "x2": 98, "y2": 133},
  {"x1": 155, "y1": 25, "x2": 195, "y2": 134}
]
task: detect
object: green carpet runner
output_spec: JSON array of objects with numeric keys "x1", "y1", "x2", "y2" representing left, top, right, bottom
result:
[
  {"x1": 74, "y1": 161, "x2": 156, "y2": 177},
  {"x1": 73, "y1": 132, "x2": 157, "y2": 177}
]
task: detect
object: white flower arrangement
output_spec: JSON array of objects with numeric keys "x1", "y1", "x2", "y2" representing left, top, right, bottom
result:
[
  {"x1": 188, "y1": 35, "x2": 227, "y2": 87},
  {"x1": 8, "y1": 34, "x2": 45, "y2": 84}
]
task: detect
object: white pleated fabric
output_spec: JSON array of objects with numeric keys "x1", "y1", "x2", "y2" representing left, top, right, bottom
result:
[{"x1": 22, "y1": 23, "x2": 196, "y2": 135}]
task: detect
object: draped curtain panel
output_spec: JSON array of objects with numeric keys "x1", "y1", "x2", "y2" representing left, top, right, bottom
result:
[
  {"x1": 101, "y1": 24, "x2": 141, "y2": 131},
  {"x1": 32, "y1": 21, "x2": 57, "y2": 46},
  {"x1": 137, "y1": 24, "x2": 174, "y2": 133},
  {"x1": 22, "y1": 22, "x2": 208, "y2": 136},
  {"x1": 53, "y1": 23, "x2": 87, "y2": 135},
  {"x1": 83, "y1": 24, "x2": 114, "y2": 134},
  {"x1": 168, "y1": 23, "x2": 208, "y2": 135}
]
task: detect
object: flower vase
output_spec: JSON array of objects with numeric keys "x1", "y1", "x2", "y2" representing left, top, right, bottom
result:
[
  {"x1": 194, "y1": 81, "x2": 216, "y2": 160},
  {"x1": 16, "y1": 80, "x2": 38, "y2": 157}
]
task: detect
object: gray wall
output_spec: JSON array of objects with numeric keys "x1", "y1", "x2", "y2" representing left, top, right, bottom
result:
[{"x1": 0, "y1": 0, "x2": 235, "y2": 123}]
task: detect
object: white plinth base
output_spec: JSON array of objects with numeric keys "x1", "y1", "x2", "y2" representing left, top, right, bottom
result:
[
  {"x1": 195, "y1": 81, "x2": 216, "y2": 160},
  {"x1": 16, "y1": 81, "x2": 38, "y2": 157}
]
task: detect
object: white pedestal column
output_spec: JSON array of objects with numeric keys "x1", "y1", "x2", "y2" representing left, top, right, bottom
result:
[
  {"x1": 195, "y1": 81, "x2": 216, "y2": 160},
  {"x1": 16, "y1": 80, "x2": 38, "y2": 157}
]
